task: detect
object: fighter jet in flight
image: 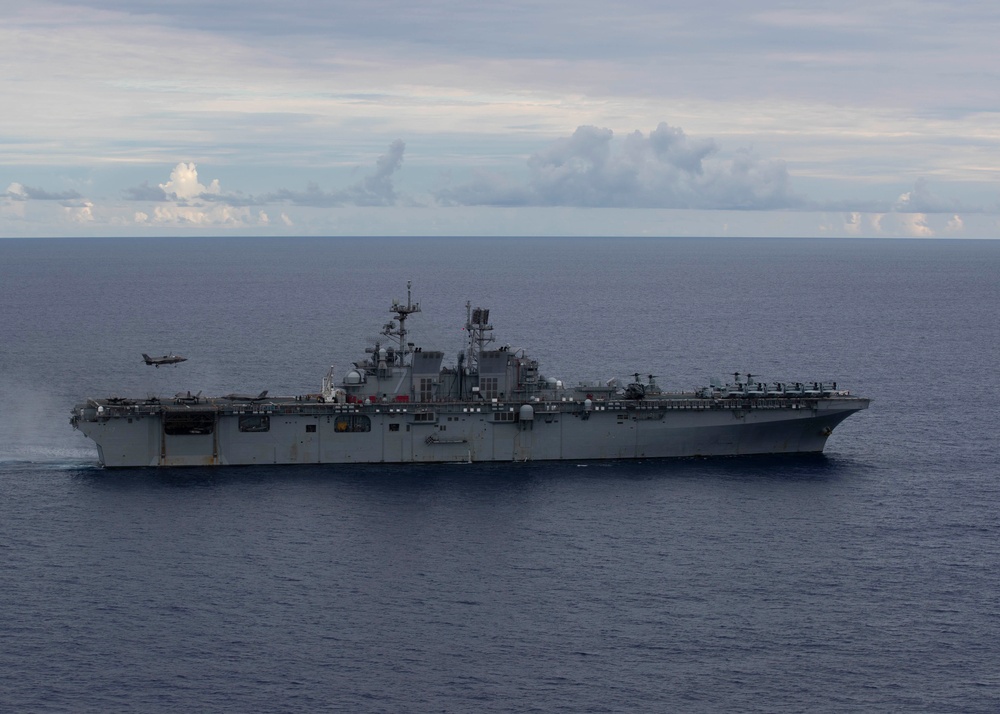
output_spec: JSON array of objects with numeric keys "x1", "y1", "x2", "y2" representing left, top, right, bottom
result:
[{"x1": 142, "y1": 353, "x2": 187, "y2": 367}]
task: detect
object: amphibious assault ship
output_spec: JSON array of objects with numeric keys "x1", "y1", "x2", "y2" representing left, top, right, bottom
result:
[{"x1": 71, "y1": 284, "x2": 869, "y2": 468}]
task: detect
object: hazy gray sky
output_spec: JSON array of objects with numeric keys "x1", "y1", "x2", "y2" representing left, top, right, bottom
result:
[{"x1": 2, "y1": 1, "x2": 998, "y2": 237}]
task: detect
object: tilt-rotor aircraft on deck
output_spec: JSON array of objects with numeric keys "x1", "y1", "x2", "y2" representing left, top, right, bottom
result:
[{"x1": 73, "y1": 283, "x2": 869, "y2": 468}]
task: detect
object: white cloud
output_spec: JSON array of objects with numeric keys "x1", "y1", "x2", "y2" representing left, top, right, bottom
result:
[
  {"x1": 899, "y1": 213, "x2": 934, "y2": 237},
  {"x1": 64, "y1": 200, "x2": 94, "y2": 223},
  {"x1": 118, "y1": 162, "x2": 255, "y2": 227},
  {"x1": 4, "y1": 182, "x2": 83, "y2": 201},
  {"x1": 132, "y1": 201, "x2": 265, "y2": 228},
  {"x1": 844, "y1": 212, "x2": 862, "y2": 235},
  {"x1": 159, "y1": 162, "x2": 221, "y2": 200},
  {"x1": 5, "y1": 183, "x2": 28, "y2": 200},
  {"x1": 436, "y1": 123, "x2": 800, "y2": 210},
  {"x1": 808, "y1": 208, "x2": 962, "y2": 238}
]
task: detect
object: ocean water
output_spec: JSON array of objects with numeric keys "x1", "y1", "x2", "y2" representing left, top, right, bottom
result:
[{"x1": 1, "y1": 236, "x2": 998, "y2": 712}]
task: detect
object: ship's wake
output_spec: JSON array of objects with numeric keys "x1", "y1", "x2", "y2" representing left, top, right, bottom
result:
[
  {"x1": 0, "y1": 377, "x2": 102, "y2": 471},
  {"x1": 0, "y1": 446, "x2": 100, "y2": 471}
]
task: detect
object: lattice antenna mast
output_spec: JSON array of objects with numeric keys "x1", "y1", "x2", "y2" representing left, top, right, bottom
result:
[
  {"x1": 465, "y1": 301, "x2": 494, "y2": 373},
  {"x1": 385, "y1": 281, "x2": 421, "y2": 363}
]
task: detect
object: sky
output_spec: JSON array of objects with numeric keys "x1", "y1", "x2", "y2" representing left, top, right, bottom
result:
[{"x1": 2, "y1": 0, "x2": 999, "y2": 238}]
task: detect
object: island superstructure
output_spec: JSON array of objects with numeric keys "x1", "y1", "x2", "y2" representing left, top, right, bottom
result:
[{"x1": 71, "y1": 283, "x2": 869, "y2": 468}]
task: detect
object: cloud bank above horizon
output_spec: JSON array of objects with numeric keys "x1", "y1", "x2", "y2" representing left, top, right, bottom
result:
[{"x1": 2, "y1": 1, "x2": 999, "y2": 238}]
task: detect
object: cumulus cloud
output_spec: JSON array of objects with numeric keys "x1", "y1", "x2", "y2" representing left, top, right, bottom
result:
[
  {"x1": 159, "y1": 162, "x2": 221, "y2": 200},
  {"x1": 64, "y1": 201, "x2": 94, "y2": 223},
  {"x1": 832, "y1": 210, "x2": 958, "y2": 237},
  {"x1": 843, "y1": 211, "x2": 862, "y2": 235},
  {"x1": 135, "y1": 203, "x2": 267, "y2": 227},
  {"x1": 436, "y1": 122, "x2": 801, "y2": 210},
  {"x1": 125, "y1": 163, "x2": 263, "y2": 208},
  {"x1": 4, "y1": 182, "x2": 83, "y2": 201},
  {"x1": 122, "y1": 163, "x2": 267, "y2": 227},
  {"x1": 265, "y1": 140, "x2": 406, "y2": 207},
  {"x1": 125, "y1": 165, "x2": 225, "y2": 203},
  {"x1": 897, "y1": 212, "x2": 934, "y2": 237}
]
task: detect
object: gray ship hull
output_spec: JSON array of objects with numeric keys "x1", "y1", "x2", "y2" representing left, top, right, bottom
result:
[
  {"x1": 73, "y1": 396, "x2": 867, "y2": 468},
  {"x1": 71, "y1": 285, "x2": 869, "y2": 467}
]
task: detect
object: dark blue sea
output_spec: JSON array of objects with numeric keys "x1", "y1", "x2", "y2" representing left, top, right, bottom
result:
[{"x1": 1, "y1": 236, "x2": 998, "y2": 712}]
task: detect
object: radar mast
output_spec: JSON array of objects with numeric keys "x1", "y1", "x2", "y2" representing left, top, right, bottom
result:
[
  {"x1": 383, "y1": 281, "x2": 421, "y2": 364},
  {"x1": 465, "y1": 301, "x2": 495, "y2": 374}
]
